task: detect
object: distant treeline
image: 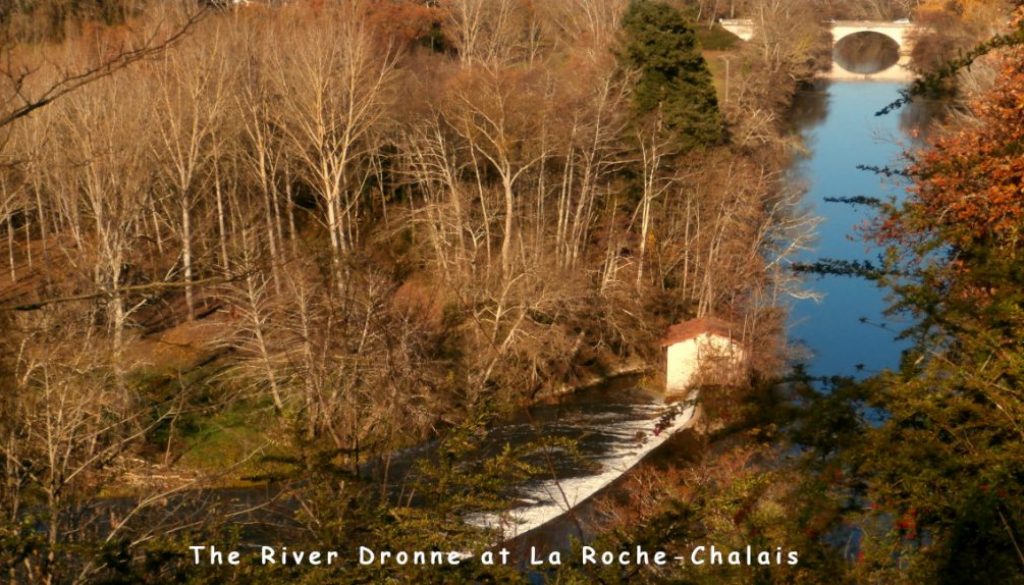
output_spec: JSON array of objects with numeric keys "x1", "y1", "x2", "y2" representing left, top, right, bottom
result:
[{"x1": 0, "y1": 0, "x2": 155, "y2": 40}]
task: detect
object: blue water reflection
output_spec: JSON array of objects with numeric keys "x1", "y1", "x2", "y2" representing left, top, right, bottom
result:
[{"x1": 788, "y1": 81, "x2": 916, "y2": 379}]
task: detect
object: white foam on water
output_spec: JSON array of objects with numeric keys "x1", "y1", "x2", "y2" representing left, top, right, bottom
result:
[{"x1": 469, "y1": 403, "x2": 697, "y2": 539}]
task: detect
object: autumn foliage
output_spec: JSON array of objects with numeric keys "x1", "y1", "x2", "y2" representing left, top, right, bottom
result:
[
  {"x1": 872, "y1": 35, "x2": 1024, "y2": 332},
  {"x1": 365, "y1": 0, "x2": 447, "y2": 49},
  {"x1": 840, "y1": 25, "x2": 1024, "y2": 582},
  {"x1": 895, "y1": 48, "x2": 1024, "y2": 251}
]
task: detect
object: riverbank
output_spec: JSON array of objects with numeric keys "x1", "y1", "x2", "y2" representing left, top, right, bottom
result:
[{"x1": 541, "y1": 360, "x2": 656, "y2": 400}]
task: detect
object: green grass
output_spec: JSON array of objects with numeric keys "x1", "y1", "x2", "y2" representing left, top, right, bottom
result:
[
  {"x1": 700, "y1": 24, "x2": 742, "y2": 104},
  {"x1": 178, "y1": 402, "x2": 285, "y2": 482},
  {"x1": 698, "y1": 23, "x2": 741, "y2": 51},
  {"x1": 704, "y1": 52, "x2": 731, "y2": 104}
]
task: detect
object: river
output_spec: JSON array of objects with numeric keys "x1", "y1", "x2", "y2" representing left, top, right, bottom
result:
[
  {"x1": 464, "y1": 78, "x2": 926, "y2": 554},
  {"x1": 788, "y1": 80, "x2": 927, "y2": 379}
]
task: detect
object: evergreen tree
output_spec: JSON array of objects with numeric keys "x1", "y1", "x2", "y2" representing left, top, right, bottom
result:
[{"x1": 619, "y1": 0, "x2": 723, "y2": 149}]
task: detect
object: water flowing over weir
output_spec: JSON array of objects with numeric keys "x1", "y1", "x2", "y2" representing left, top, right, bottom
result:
[
  {"x1": 340, "y1": 381, "x2": 699, "y2": 542},
  {"x1": 104, "y1": 380, "x2": 699, "y2": 550},
  {"x1": 467, "y1": 395, "x2": 697, "y2": 540}
]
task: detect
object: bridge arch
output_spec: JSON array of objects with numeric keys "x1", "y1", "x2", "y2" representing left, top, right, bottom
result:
[
  {"x1": 831, "y1": 22, "x2": 910, "y2": 52},
  {"x1": 833, "y1": 33, "x2": 901, "y2": 76}
]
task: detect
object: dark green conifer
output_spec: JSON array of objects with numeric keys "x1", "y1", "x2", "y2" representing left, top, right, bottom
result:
[{"x1": 619, "y1": 0, "x2": 723, "y2": 149}]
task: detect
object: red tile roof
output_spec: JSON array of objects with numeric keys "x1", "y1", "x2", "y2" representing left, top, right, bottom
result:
[{"x1": 660, "y1": 317, "x2": 739, "y2": 347}]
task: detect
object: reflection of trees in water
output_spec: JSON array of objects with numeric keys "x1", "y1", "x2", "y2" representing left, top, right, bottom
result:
[
  {"x1": 788, "y1": 80, "x2": 830, "y2": 134},
  {"x1": 833, "y1": 32, "x2": 901, "y2": 74},
  {"x1": 899, "y1": 96, "x2": 949, "y2": 140},
  {"x1": 787, "y1": 80, "x2": 949, "y2": 154}
]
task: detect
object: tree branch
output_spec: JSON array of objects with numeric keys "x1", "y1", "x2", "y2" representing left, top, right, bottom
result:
[{"x1": 0, "y1": 7, "x2": 208, "y2": 129}]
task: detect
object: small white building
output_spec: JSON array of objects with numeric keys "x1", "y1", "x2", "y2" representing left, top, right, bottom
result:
[{"x1": 661, "y1": 317, "x2": 746, "y2": 395}]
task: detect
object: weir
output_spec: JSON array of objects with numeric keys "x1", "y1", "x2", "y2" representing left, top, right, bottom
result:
[{"x1": 469, "y1": 398, "x2": 698, "y2": 540}]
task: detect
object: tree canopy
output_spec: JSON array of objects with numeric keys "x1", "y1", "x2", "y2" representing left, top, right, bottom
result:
[{"x1": 619, "y1": 0, "x2": 723, "y2": 149}]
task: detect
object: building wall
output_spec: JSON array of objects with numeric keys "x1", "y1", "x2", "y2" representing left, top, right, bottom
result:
[{"x1": 666, "y1": 333, "x2": 745, "y2": 394}]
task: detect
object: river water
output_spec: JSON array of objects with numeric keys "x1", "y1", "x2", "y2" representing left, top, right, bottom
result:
[{"x1": 788, "y1": 80, "x2": 920, "y2": 379}]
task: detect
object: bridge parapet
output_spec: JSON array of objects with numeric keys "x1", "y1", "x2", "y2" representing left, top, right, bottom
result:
[{"x1": 830, "y1": 21, "x2": 914, "y2": 50}]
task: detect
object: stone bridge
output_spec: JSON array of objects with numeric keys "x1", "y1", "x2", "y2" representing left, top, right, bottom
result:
[{"x1": 719, "y1": 19, "x2": 917, "y2": 81}]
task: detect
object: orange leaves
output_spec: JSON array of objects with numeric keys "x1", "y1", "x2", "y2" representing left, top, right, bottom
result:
[
  {"x1": 276, "y1": 1, "x2": 445, "y2": 51},
  {"x1": 895, "y1": 507, "x2": 918, "y2": 540},
  {"x1": 365, "y1": 1, "x2": 446, "y2": 49},
  {"x1": 899, "y1": 48, "x2": 1024, "y2": 250}
]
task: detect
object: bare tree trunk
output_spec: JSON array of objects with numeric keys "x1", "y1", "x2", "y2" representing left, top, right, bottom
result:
[
  {"x1": 180, "y1": 201, "x2": 195, "y2": 320},
  {"x1": 501, "y1": 171, "x2": 514, "y2": 276},
  {"x1": 246, "y1": 275, "x2": 284, "y2": 412},
  {"x1": 635, "y1": 120, "x2": 671, "y2": 289},
  {"x1": 1, "y1": 182, "x2": 15, "y2": 283},
  {"x1": 213, "y1": 154, "x2": 230, "y2": 271}
]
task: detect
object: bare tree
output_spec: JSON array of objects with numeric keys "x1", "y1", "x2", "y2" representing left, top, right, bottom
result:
[
  {"x1": 0, "y1": 309, "x2": 206, "y2": 585},
  {"x1": 631, "y1": 117, "x2": 675, "y2": 288},
  {"x1": 270, "y1": 4, "x2": 397, "y2": 275},
  {"x1": 50, "y1": 75, "x2": 154, "y2": 375},
  {"x1": 237, "y1": 31, "x2": 289, "y2": 290},
  {"x1": 443, "y1": 0, "x2": 534, "y2": 66},
  {"x1": 443, "y1": 64, "x2": 551, "y2": 277},
  {"x1": 550, "y1": 55, "x2": 630, "y2": 269},
  {"x1": 151, "y1": 29, "x2": 233, "y2": 321}
]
